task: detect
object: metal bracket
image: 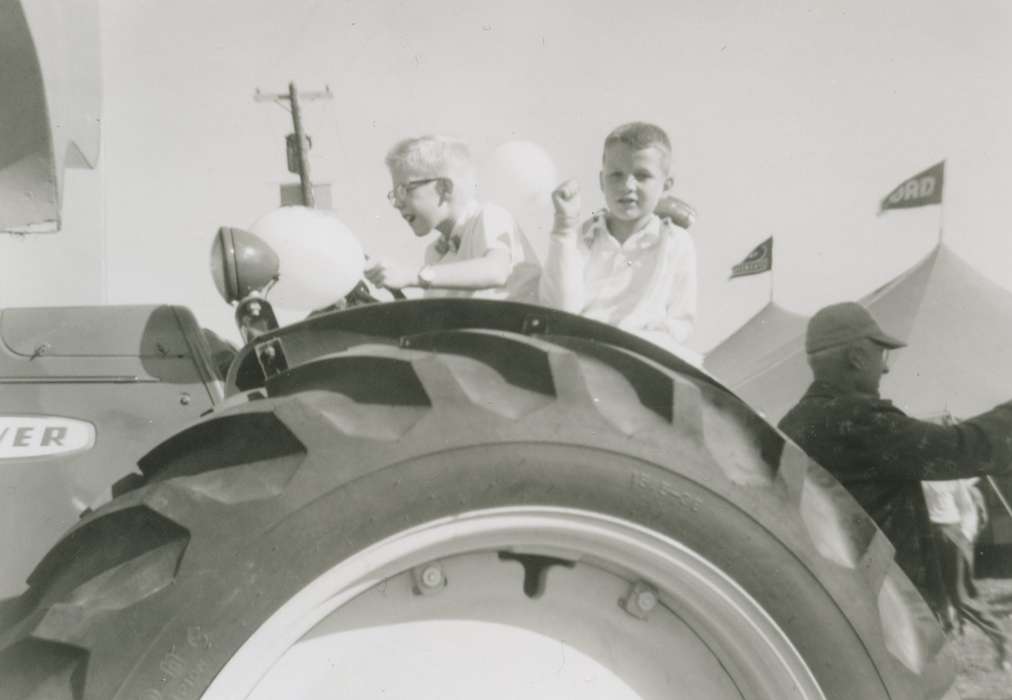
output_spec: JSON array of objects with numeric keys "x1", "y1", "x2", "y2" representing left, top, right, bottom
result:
[
  {"x1": 235, "y1": 296, "x2": 280, "y2": 345},
  {"x1": 254, "y1": 337, "x2": 288, "y2": 379}
]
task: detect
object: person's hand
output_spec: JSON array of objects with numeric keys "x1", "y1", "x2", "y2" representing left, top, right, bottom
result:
[
  {"x1": 551, "y1": 179, "x2": 581, "y2": 236},
  {"x1": 655, "y1": 194, "x2": 697, "y2": 230},
  {"x1": 364, "y1": 258, "x2": 419, "y2": 290}
]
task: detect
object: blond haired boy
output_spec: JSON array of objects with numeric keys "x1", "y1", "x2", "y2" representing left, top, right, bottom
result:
[
  {"x1": 365, "y1": 136, "x2": 540, "y2": 301},
  {"x1": 539, "y1": 122, "x2": 698, "y2": 361}
]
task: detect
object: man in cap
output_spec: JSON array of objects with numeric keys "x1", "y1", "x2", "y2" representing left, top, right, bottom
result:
[{"x1": 779, "y1": 302, "x2": 1012, "y2": 659}]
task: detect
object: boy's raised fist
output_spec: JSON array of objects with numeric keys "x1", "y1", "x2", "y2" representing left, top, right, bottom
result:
[{"x1": 551, "y1": 179, "x2": 582, "y2": 235}]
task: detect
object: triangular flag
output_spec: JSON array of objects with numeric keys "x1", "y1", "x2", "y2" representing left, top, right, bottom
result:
[
  {"x1": 879, "y1": 161, "x2": 944, "y2": 212},
  {"x1": 730, "y1": 237, "x2": 773, "y2": 279}
]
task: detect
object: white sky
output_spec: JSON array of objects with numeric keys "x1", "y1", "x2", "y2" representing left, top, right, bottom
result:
[{"x1": 10, "y1": 0, "x2": 1012, "y2": 351}]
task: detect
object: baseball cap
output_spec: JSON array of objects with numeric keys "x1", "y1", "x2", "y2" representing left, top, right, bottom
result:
[{"x1": 806, "y1": 302, "x2": 906, "y2": 354}]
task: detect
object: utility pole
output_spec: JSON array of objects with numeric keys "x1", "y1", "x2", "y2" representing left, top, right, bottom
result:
[{"x1": 254, "y1": 82, "x2": 333, "y2": 207}]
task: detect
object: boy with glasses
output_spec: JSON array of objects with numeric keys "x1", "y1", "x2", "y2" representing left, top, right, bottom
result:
[{"x1": 365, "y1": 136, "x2": 540, "y2": 300}]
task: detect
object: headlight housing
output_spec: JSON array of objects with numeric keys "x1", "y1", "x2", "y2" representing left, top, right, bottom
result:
[{"x1": 211, "y1": 226, "x2": 280, "y2": 303}]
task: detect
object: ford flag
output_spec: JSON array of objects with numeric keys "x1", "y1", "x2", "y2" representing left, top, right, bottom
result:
[{"x1": 879, "y1": 161, "x2": 944, "y2": 212}]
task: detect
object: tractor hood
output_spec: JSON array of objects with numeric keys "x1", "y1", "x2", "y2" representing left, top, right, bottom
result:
[{"x1": 0, "y1": 0, "x2": 101, "y2": 233}]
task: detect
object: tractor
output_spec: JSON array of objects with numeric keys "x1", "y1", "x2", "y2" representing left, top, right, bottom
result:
[
  {"x1": 0, "y1": 2, "x2": 954, "y2": 697},
  {"x1": 0, "y1": 220, "x2": 957, "y2": 698}
]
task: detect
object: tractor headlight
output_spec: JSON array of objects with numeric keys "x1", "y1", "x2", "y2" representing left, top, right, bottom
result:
[{"x1": 210, "y1": 226, "x2": 280, "y2": 303}]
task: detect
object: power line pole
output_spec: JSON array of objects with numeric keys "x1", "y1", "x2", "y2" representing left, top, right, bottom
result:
[{"x1": 254, "y1": 82, "x2": 333, "y2": 207}]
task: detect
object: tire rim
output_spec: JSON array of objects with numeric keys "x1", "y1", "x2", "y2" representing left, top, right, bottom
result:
[{"x1": 205, "y1": 507, "x2": 826, "y2": 699}]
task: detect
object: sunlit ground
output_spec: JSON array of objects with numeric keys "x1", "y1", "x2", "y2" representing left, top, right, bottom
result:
[{"x1": 951, "y1": 578, "x2": 1012, "y2": 700}]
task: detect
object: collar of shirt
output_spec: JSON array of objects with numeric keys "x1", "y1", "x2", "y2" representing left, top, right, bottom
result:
[
  {"x1": 433, "y1": 233, "x2": 461, "y2": 256},
  {"x1": 803, "y1": 380, "x2": 842, "y2": 400},
  {"x1": 588, "y1": 212, "x2": 664, "y2": 252},
  {"x1": 803, "y1": 379, "x2": 884, "y2": 403},
  {"x1": 434, "y1": 201, "x2": 481, "y2": 257}
]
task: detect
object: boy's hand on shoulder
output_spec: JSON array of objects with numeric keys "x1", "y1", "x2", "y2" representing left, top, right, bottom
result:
[
  {"x1": 551, "y1": 179, "x2": 582, "y2": 237},
  {"x1": 364, "y1": 258, "x2": 419, "y2": 290},
  {"x1": 655, "y1": 194, "x2": 697, "y2": 230}
]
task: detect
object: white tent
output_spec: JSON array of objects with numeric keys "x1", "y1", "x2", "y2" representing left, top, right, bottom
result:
[
  {"x1": 703, "y1": 302, "x2": 808, "y2": 390},
  {"x1": 705, "y1": 245, "x2": 1012, "y2": 423}
]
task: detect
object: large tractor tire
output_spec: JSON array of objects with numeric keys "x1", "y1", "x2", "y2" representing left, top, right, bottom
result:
[{"x1": 0, "y1": 329, "x2": 954, "y2": 699}]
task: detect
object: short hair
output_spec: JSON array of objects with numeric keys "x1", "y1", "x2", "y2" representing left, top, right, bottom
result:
[
  {"x1": 385, "y1": 135, "x2": 475, "y2": 181},
  {"x1": 603, "y1": 122, "x2": 673, "y2": 172}
]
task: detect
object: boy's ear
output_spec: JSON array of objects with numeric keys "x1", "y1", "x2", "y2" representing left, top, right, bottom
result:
[
  {"x1": 436, "y1": 178, "x2": 454, "y2": 202},
  {"x1": 598, "y1": 170, "x2": 605, "y2": 193},
  {"x1": 663, "y1": 175, "x2": 675, "y2": 192}
]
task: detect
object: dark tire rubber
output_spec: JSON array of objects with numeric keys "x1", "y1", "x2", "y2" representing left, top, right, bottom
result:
[{"x1": 0, "y1": 329, "x2": 955, "y2": 699}]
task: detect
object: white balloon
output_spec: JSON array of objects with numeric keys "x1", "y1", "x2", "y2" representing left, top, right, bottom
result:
[
  {"x1": 479, "y1": 141, "x2": 559, "y2": 262},
  {"x1": 482, "y1": 141, "x2": 559, "y2": 200},
  {"x1": 249, "y1": 206, "x2": 364, "y2": 310}
]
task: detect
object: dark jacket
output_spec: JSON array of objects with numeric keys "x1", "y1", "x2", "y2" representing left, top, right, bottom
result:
[{"x1": 779, "y1": 380, "x2": 1012, "y2": 600}]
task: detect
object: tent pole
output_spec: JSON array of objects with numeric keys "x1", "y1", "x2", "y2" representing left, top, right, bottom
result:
[
  {"x1": 937, "y1": 160, "x2": 945, "y2": 244},
  {"x1": 986, "y1": 476, "x2": 1012, "y2": 521},
  {"x1": 937, "y1": 202, "x2": 944, "y2": 245},
  {"x1": 769, "y1": 242, "x2": 775, "y2": 303}
]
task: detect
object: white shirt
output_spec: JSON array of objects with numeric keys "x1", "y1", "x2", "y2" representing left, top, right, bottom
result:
[
  {"x1": 923, "y1": 481, "x2": 962, "y2": 525},
  {"x1": 922, "y1": 479, "x2": 980, "y2": 540},
  {"x1": 539, "y1": 212, "x2": 698, "y2": 361},
  {"x1": 423, "y1": 201, "x2": 541, "y2": 302}
]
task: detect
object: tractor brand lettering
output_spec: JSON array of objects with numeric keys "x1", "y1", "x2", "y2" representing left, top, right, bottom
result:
[
  {"x1": 0, "y1": 416, "x2": 95, "y2": 460},
  {"x1": 142, "y1": 651, "x2": 210, "y2": 700},
  {"x1": 631, "y1": 472, "x2": 703, "y2": 511},
  {"x1": 186, "y1": 626, "x2": 211, "y2": 649}
]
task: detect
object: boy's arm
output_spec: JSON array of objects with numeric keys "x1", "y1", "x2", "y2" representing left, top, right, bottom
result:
[
  {"x1": 538, "y1": 180, "x2": 587, "y2": 312},
  {"x1": 421, "y1": 205, "x2": 516, "y2": 289},
  {"x1": 363, "y1": 241, "x2": 451, "y2": 291},
  {"x1": 365, "y1": 249, "x2": 512, "y2": 291},
  {"x1": 420, "y1": 248, "x2": 512, "y2": 289},
  {"x1": 369, "y1": 209, "x2": 518, "y2": 291}
]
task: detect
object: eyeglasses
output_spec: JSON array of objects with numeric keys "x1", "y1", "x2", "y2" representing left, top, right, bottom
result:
[
  {"x1": 881, "y1": 348, "x2": 893, "y2": 372},
  {"x1": 387, "y1": 178, "x2": 441, "y2": 204}
]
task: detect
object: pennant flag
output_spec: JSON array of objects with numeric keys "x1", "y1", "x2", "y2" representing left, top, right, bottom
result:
[
  {"x1": 879, "y1": 161, "x2": 944, "y2": 212},
  {"x1": 730, "y1": 237, "x2": 773, "y2": 279}
]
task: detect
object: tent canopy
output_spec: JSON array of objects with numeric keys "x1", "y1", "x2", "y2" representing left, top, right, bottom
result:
[
  {"x1": 705, "y1": 245, "x2": 1012, "y2": 422},
  {"x1": 703, "y1": 302, "x2": 808, "y2": 389}
]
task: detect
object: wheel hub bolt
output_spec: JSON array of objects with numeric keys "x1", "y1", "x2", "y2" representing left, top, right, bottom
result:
[
  {"x1": 421, "y1": 565, "x2": 443, "y2": 588},
  {"x1": 621, "y1": 581, "x2": 659, "y2": 620},
  {"x1": 635, "y1": 589, "x2": 657, "y2": 612},
  {"x1": 412, "y1": 562, "x2": 447, "y2": 596}
]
